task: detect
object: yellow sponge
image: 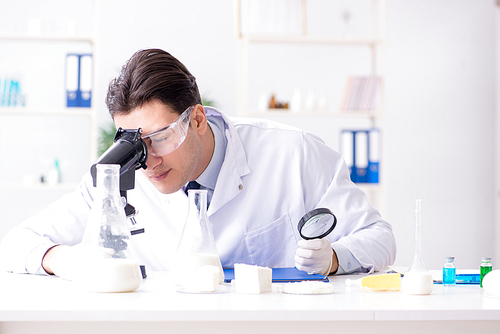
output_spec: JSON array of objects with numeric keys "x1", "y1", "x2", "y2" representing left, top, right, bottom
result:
[{"x1": 361, "y1": 273, "x2": 401, "y2": 292}]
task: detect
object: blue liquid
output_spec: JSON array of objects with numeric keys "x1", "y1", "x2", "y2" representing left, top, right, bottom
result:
[{"x1": 443, "y1": 267, "x2": 456, "y2": 286}]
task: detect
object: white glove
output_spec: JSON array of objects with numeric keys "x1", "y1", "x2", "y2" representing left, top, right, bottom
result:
[
  {"x1": 294, "y1": 238, "x2": 333, "y2": 275},
  {"x1": 46, "y1": 244, "x2": 114, "y2": 281}
]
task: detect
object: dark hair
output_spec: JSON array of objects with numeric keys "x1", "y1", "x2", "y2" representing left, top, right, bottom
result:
[{"x1": 105, "y1": 49, "x2": 202, "y2": 118}]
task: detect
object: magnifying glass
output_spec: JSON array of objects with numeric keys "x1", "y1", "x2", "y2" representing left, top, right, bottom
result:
[{"x1": 298, "y1": 208, "x2": 337, "y2": 240}]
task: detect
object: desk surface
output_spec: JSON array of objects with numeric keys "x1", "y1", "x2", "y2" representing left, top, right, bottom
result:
[
  {"x1": 1, "y1": 271, "x2": 500, "y2": 334},
  {"x1": 1, "y1": 270, "x2": 499, "y2": 323}
]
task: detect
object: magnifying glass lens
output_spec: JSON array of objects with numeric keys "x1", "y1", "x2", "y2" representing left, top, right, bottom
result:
[
  {"x1": 301, "y1": 214, "x2": 332, "y2": 238},
  {"x1": 298, "y1": 208, "x2": 337, "y2": 240}
]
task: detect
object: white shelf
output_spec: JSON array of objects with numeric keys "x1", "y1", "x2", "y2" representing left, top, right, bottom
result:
[
  {"x1": 241, "y1": 35, "x2": 384, "y2": 46},
  {"x1": 0, "y1": 33, "x2": 94, "y2": 44},
  {"x1": 0, "y1": 107, "x2": 94, "y2": 117},
  {"x1": 242, "y1": 109, "x2": 381, "y2": 119},
  {"x1": 0, "y1": 182, "x2": 79, "y2": 191},
  {"x1": 234, "y1": 0, "x2": 387, "y2": 120}
]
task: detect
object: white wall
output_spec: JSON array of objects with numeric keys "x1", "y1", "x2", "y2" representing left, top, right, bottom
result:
[
  {"x1": 385, "y1": 0, "x2": 496, "y2": 270},
  {"x1": 0, "y1": 0, "x2": 497, "y2": 270}
]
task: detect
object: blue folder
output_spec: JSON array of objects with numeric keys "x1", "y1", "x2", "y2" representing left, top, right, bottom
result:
[
  {"x1": 340, "y1": 128, "x2": 380, "y2": 184},
  {"x1": 223, "y1": 267, "x2": 329, "y2": 283},
  {"x1": 66, "y1": 53, "x2": 92, "y2": 108}
]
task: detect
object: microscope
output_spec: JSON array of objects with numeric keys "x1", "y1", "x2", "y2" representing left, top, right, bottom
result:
[
  {"x1": 90, "y1": 127, "x2": 148, "y2": 277},
  {"x1": 90, "y1": 127, "x2": 148, "y2": 231}
]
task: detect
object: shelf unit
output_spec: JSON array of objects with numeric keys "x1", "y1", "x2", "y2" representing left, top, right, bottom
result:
[
  {"x1": 234, "y1": 0, "x2": 387, "y2": 212},
  {"x1": 0, "y1": 1, "x2": 99, "y2": 189}
]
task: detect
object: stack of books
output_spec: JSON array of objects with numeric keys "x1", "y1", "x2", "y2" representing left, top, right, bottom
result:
[{"x1": 340, "y1": 76, "x2": 381, "y2": 111}]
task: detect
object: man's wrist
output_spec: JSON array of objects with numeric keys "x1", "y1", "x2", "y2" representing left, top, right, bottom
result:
[
  {"x1": 41, "y1": 245, "x2": 61, "y2": 275},
  {"x1": 330, "y1": 249, "x2": 339, "y2": 274}
]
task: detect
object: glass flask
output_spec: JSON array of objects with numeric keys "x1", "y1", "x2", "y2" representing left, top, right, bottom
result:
[
  {"x1": 75, "y1": 164, "x2": 142, "y2": 292},
  {"x1": 401, "y1": 199, "x2": 433, "y2": 295},
  {"x1": 172, "y1": 189, "x2": 224, "y2": 293}
]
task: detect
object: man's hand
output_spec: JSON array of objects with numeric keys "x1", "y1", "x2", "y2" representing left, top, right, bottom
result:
[
  {"x1": 294, "y1": 238, "x2": 339, "y2": 275},
  {"x1": 42, "y1": 245, "x2": 78, "y2": 280},
  {"x1": 42, "y1": 244, "x2": 114, "y2": 280}
]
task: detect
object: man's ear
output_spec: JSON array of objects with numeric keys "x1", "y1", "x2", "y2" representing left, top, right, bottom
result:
[{"x1": 191, "y1": 104, "x2": 208, "y2": 135}]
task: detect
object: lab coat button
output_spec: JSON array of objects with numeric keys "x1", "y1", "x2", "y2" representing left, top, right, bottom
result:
[{"x1": 238, "y1": 184, "x2": 243, "y2": 190}]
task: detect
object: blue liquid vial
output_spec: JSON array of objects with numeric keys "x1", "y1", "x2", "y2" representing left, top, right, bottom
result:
[{"x1": 443, "y1": 256, "x2": 456, "y2": 286}]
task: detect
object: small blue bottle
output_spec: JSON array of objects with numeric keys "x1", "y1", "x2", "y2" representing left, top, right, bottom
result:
[{"x1": 443, "y1": 256, "x2": 456, "y2": 286}]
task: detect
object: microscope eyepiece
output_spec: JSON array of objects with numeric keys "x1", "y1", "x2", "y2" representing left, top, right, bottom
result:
[{"x1": 90, "y1": 128, "x2": 148, "y2": 188}]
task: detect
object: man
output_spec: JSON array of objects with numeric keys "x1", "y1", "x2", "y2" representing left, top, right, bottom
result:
[{"x1": 0, "y1": 49, "x2": 396, "y2": 278}]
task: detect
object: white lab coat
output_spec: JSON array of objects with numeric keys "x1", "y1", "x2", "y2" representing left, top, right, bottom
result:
[{"x1": 0, "y1": 108, "x2": 396, "y2": 274}]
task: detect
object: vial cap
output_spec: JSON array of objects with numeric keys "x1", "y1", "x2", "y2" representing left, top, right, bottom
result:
[
  {"x1": 481, "y1": 257, "x2": 492, "y2": 262},
  {"x1": 445, "y1": 256, "x2": 455, "y2": 261}
]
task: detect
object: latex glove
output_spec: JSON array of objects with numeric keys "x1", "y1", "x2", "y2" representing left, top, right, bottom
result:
[
  {"x1": 45, "y1": 244, "x2": 114, "y2": 281},
  {"x1": 294, "y1": 238, "x2": 333, "y2": 275}
]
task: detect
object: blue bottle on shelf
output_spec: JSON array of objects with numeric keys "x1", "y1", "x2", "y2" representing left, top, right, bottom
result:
[{"x1": 443, "y1": 256, "x2": 456, "y2": 286}]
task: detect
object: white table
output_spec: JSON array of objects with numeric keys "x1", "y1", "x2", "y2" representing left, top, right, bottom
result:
[{"x1": 0, "y1": 271, "x2": 499, "y2": 334}]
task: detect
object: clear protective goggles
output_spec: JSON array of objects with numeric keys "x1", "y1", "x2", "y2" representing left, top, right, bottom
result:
[{"x1": 141, "y1": 105, "x2": 194, "y2": 157}]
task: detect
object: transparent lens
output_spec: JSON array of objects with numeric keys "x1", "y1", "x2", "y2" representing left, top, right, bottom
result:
[
  {"x1": 149, "y1": 125, "x2": 184, "y2": 156},
  {"x1": 143, "y1": 106, "x2": 193, "y2": 156}
]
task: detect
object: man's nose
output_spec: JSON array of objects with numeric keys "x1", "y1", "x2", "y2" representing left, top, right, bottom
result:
[{"x1": 146, "y1": 155, "x2": 162, "y2": 170}]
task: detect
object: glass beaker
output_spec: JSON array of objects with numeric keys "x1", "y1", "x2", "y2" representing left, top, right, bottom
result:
[
  {"x1": 75, "y1": 164, "x2": 142, "y2": 292},
  {"x1": 401, "y1": 199, "x2": 433, "y2": 295},
  {"x1": 172, "y1": 189, "x2": 224, "y2": 293}
]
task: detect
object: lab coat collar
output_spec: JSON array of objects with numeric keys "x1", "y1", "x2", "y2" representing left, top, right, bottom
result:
[
  {"x1": 195, "y1": 117, "x2": 226, "y2": 190},
  {"x1": 203, "y1": 107, "x2": 250, "y2": 215}
]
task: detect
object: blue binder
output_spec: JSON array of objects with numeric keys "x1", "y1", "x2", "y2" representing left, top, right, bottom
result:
[
  {"x1": 367, "y1": 128, "x2": 380, "y2": 183},
  {"x1": 354, "y1": 130, "x2": 368, "y2": 182},
  {"x1": 341, "y1": 129, "x2": 354, "y2": 178},
  {"x1": 66, "y1": 53, "x2": 92, "y2": 108},
  {"x1": 340, "y1": 128, "x2": 380, "y2": 184}
]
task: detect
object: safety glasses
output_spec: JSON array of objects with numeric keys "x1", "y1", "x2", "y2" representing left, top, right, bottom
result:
[{"x1": 141, "y1": 105, "x2": 194, "y2": 156}]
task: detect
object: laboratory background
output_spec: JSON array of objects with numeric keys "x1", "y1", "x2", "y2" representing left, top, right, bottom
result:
[{"x1": 0, "y1": 0, "x2": 497, "y2": 272}]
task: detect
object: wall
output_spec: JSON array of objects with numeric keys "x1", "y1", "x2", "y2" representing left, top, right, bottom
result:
[
  {"x1": 0, "y1": 0, "x2": 496, "y2": 270},
  {"x1": 385, "y1": 0, "x2": 496, "y2": 269}
]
